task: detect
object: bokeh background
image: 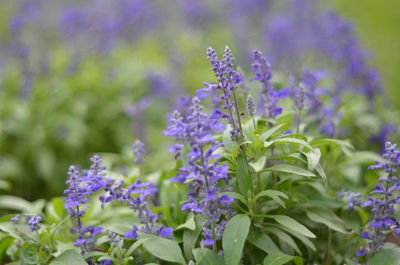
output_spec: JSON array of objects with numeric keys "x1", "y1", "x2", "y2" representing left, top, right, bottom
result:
[{"x1": 0, "y1": 0, "x2": 399, "y2": 201}]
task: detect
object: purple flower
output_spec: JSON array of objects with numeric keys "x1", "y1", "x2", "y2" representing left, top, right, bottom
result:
[
  {"x1": 27, "y1": 216, "x2": 42, "y2": 231},
  {"x1": 64, "y1": 159, "x2": 106, "y2": 254},
  {"x1": 251, "y1": 50, "x2": 288, "y2": 119},
  {"x1": 357, "y1": 142, "x2": 400, "y2": 256},
  {"x1": 132, "y1": 140, "x2": 146, "y2": 164},
  {"x1": 205, "y1": 47, "x2": 241, "y2": 138},
  {"x1": 73, "y1": 226, "x2": 104, "y2": 249},
  {"x1": 11, "y1": 215, "x2": 21, "y2": 224},
  {"x1": 165, "y1": 97, "x2": 234, "y2": 248},
  {"x1": 246, "y1": 94, "x2": 256, "y2": 116},
  {"x1": 337, "y1": 190, "x2": 362, "y2": 211},
  {"x1": 100, "y1": 178, "x2": 172, "y2": 239},
  {"x1": 82, "y1": 154, "x2": 110, "y2": 193},
  {"x1": 64, "y1": 166, "x2": 89, "y2": 217}
]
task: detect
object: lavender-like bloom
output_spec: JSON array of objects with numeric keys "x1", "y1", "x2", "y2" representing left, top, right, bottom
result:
[
  {"x1": 132, "y1": 140, "x2": 146, "y2": 164},
  {"x1": 64, "y1": 166, "x2": 89, "y2": 218},
  {"x1": 252, "y1": 50, "x2": 288, "y2": 119},
  {"x1": 27, "y1": 216, "x2": 42, "y2": 231},
  {"x1": 204, "y1": 47, "x2": 241, "y2": 138},
  {"x1": 11, "y1": 215, "x2": 21, "y2": 224},
  {"x1": 165, "y1": 97, "x2": 234, "y2": 248},
  {"x1": 82, "y1": 154, "x2": 111, "y2": 193},
  {"x1": 246, "y1": 94, "x2": 256, "y2": 116},
  {"x1": 64, "y1": 162, "x2": 103, "y2": 254},
  {"x1": 337, "y1": 190, "x2": 362, "y2": 211},
  {"x1": 100, "y1": 178, "x2": 172, "y2": 239},
  {"x1": 73, "y1": 226, "x2": 104, "y2": 249},
  {"x1": 294, "y1": 84, "x2": 304, "y2": 111},
  {"x1": 357, "y1": 142, "x2": 400, "y2": 256},
  {"x1": 107, "y1": 231, "x2": 120, "y2": 247}
]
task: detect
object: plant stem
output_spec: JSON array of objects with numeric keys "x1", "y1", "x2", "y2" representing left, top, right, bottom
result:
[{"x1": 296, "y1": 109, "x2": 302, "y2": 134}]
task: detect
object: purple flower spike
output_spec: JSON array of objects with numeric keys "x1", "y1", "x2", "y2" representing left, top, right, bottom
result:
[
  {"x1": 165, "y1": 96, "x2": 234, "y2": 248},
  {"x1": 357, "y1": 142, "x2": 400, "y2": 256}
]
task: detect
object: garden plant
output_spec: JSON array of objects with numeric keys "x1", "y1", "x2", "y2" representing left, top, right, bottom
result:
[{"x1": 0, "y1": 0, "x2": 399, "y2": 265}]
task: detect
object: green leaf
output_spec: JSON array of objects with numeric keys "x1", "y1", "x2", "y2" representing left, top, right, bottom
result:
[
  {"x1": 82, "y1": 251, "x2": 107, "y2": 260},
  {"x1": 266, "y1": 215, "x2": 315, "y2": 238},
  {"x1": 306, "y1": 210, "x2": 346, "y2": 233},
  {"x1": 302, "y1": 148, "x2": 321, "y2": 171},
  {"x1": 0, "y1": 196, "x2": 33, "y2": 212},
  {"x1": 265, "y1": 228, "x2": 301, "y2": 255},
  {"x1": 222, "y1": 214, "x2": 251, "y2": 265},
  {"x1": 262, "y1": 164, "x2": 315, "y2": 178},
  {"x1": 222, "y1": 192, "x2": 247, "y2": 205},
  {"x1": 177, "y1": 213, "x2": 196, "y2": 231},
  {"x1": 183, "y1": 215, "x2": 205, "y2": 260},
  {"x1": 265, "y1": 137, "x2": 312, "y2": 150},
  {"x1": 127, "y1": 237, "x2": 149, "y2": 256},
  {"x1": 236, "y1": 155, "x2": 252, "y2": 195},
  {"x1": 50, "y1": 249, "x2": 88, "y2": 265},
  {"x1": 259, "y1": 124, "x2": 285, "y2": 142},
  {"x1": 247, "y1": 231, "x2": 281, "y2": 254},
  {"x1": 263, "y1": 252, "x2": 303, "y2": 265},
  {"x1": 370, "y1": 244, "x2": 400, "y2": 265},
  {"x1": 193, "y1": 248, "x2": 224, "y2": 265},
  {"x1": 255, "y1": 190, "x2": 288, "y2": 208},
  {"x1": 142, "y1": 234, "x2": 186, "y2": 264},
  {"x1": 276, "y1": 225, "x2": 316, "y2": 251},
  {"x1": 249, "y1": 156, "x2": 267, "y2": 172},
  {"x1": 310, "y1": 138, "x2": 353, "y2": 150},
  {"x1": 315, "y1": 164, "x2": 327, "y2": 183}
]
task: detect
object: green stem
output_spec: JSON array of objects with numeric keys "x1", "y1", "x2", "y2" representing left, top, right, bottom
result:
[{"x1": 296, "y1": 109, "x2": 302, "y2": 134}]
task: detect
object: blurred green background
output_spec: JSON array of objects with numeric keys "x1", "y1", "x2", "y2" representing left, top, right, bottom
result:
[
  {"x1": 333, "y1": 0, "x2": 400, "y2": 108},
  {"x1": 0, "y1": 0, "x2": 398, "y2": 202}
]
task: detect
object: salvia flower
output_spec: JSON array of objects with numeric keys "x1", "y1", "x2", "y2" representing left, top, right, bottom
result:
[
  {"x1": 336, "y1": 190, "x2": 362, "y2": 211},
  {"x1": 100, "y1": 178, "x2": 172, "y2": 240},
  {"x1": 251, "y1": 50, "x2": 288, "y2": 119},
  {"x1": 294, "y1": 84, "x2": 304, "y2": 111},
  {"x1": 73, "y1": 226, "x2": 104, "y2": 249},
  {"x1": 64, "y1": 166, "x2": 89, "y2": 218},
  {"x1": 246, "y1": 94, "x2": 256, "y2": 116},
  {"x1": 357, "y1": 142, "x2": 400, "y2": 256},
  {"x1": 132, "y1": 140, "x2": 146, "y2": 164},
  {"x1": 27, "y1": 216, "x2": 42, "y2": 231},
  {"x1": 64, "y1": 159, "x2": 105, "y2": 254},
  {"x1": 205, "y1": 47, "x2": 241, "y2": 138},
  {"x1": 165, "y1": 97, "x2": 234, "y2": 248},
  {"x1": 82, "y1": 154, "x2": 111, "y2": 193},
  {"x1": 11, "y1": 215, "x2": 21, "y2": 224}
]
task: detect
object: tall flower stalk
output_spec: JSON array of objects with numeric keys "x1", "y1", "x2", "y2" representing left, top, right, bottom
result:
[
  {"x1": 64, "y1": 165, "x2": 103, "y2": 254},
  {"x1": 165, "y1": 97, "x2": 234, "y2": 251},
  {"x1": 357, "y1": 142, "x2": 400, "y2": 257},
  {"x1": 251, "y1": 50, "x2": 289, "y2": 120}
]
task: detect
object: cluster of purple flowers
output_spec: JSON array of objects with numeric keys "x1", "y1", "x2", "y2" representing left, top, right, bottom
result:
[
  {"x1": 164, "y1": 96, "x2": 234, "y2": 247},
  {"x1": 357, "y1": 142, "x2": 400, "y2": 256},
  {"x1": 64, "y1": 153, "x2": 172, "y2": 254},
  {"x1": 337, "y1": 190, "x2": 362, "y2": 211},
  {"x1": 11, "y1": 214, "x2": 43, "y2": 231},
  {"x1": 132, "y1": 140, "x2": 146, "y2": 164},
  {"x1": 64, "y1": 164, "x2": 104, "y2": 253},
  {"x1": 251, "y1": 50, "x2": 289, "y2": 119},
  {"x1": 202, "y1": 46, "x2": 241, "y2": 138},
  {"x1": 100, "y1": 178, "x2": 172, "y2": 239}
]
